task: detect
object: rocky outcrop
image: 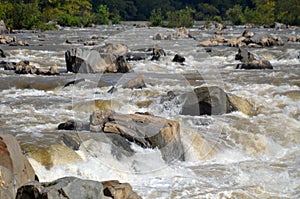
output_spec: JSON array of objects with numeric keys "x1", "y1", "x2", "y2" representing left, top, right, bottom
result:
[
  {"x1": 151, "y1": 47, "x2": 166, "y2": 61},
  {"x1": 153, "y1": 27, "x2": 194, "y2": 40},
  {"x1": 0, "y1": 35, "x2": 16, "y2": 45},
  {"x1": 198, "y1": 30, "x2": 284, "y2": 48},
  {"x1": 200, "y1": 21, "x2": 225, "y2": 31},
  {"x1": 65, "y1": 43, "x2": 131, "y2": 73},
  {"x1": 180, "y1": 86, "x2": 237, "y2": 116},
  {"x1": 88, "y1": 110, "x2": 185, "y2": 162},
  {"x1": 122, "y1": 74, "x2": 146, "y2": 89},
  {"x1": 228, "y1": 94, "x2": 257, "y2": 116},
  {"x1": 0, "y1": 134, "x2": 35, "y2": 199},
  {"x1": 16, "y1": 177, "x2": 142, "y2": 199},
  {"x1": 235, "y1": 48, "x2": 273, "y2": 69},
  {"x1": 8, "y1": 60, "x2": 60, "y2": 75},
  {"x1": 288, "y1": 36, "x2": 300, "y2": 42}
]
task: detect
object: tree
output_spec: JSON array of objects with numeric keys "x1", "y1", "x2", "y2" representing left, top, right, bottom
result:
[
  {"x1": 167, "y1": 7, "x2": 195, "y2": 28},
  {"x1": 95, "y1": 4, "x2": 110, "y2": 25},
  {"x1": 149, "y1": 8, "x2": 164, "y2": 26},
  {"x1": 226, "y1": 5, "x2": 244, "y2": 25}
]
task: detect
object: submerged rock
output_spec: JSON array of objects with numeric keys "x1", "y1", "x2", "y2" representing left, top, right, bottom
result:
[
  {"x1": 0, "y1": 134, "x2": 35, "y2": 198},
  {"x1": 181, "y1": 86, "x2": 237, "y2": 116},
  {"x1": 172, "y1": 54, "x2": 185, "y2": 63},
  {"x1": 22, "y1": 143, "x2": 82, "y2": 169}
]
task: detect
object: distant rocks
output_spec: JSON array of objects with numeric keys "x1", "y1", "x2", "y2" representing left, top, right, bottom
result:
[
  {"x1": 3, "y1": 60, "x2": 60, "y2": 75},
  {"x1": 288, "y1": 36, "x2": 300, "y2": 42},
  {"x1": 235, "y1": 48, "x2": 273, "y2": 69},
  {"x1": 153, "y1": 27, "x2": 195, "y2": 40},
  {"x1": 198, "y1": 30, "x2": 284, "y2": 48}
]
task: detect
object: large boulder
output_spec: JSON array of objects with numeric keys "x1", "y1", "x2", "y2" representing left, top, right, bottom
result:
[
  {"x1": 235, "y1": 47, "x2": 255, "y2": 63},
  {"x1": 16, "y1": 177, "x2": 142, "y2": 199},
  {"x1": 0, "y1": 134, "x2": 35, "y2": 199},
  {"x1": 180, "y1": 86, "x2": 237, "y2": 116},
  {"x1": 65, "y1": 48, "x2": 131, "y2": 73},
  {"x1": 89, "y1": 110, "x2": 185, "y2": 162},
  {"x1": 94, "y1": 43, "x2": 129, "y2": 56}
]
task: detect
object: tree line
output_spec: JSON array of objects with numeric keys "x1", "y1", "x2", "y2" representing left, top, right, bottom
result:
[{"x1": 0, "y1": 0, "x2": 299, "y2": 30}]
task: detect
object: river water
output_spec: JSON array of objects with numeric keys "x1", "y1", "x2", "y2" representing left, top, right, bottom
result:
[{"x1": 0, "y1": 25, "x2": 299, "y2": 198}]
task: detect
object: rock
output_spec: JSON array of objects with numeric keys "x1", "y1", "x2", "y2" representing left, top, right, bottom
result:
[
  {"x1": 153, "y1": 33, "x2": 165, "y2": 40},
  {"x1": 89, "y1": 110, "x2": 185, "y2": 162},
  {"x1": 273, "y1": 22, "x2": 288, "y2": 29},
  {"x1": 151, "y1": 47, "x2": 166, "y2": 61},
  {"x1": 58, "y1": 119, "x2": 89, "y2": 131},
  {"x1": 288, "y1": 36, "x2": 300, "y2": 42},
  {"x1": 227, "y1": 37, "x2": 246, "y2": 47},
  {"x1": 250, "y1": 34, "x2": 284, "y2": 47},
  {"x1": 242, "y1": 30, "x2": 254, "y2": 38},
  {"x1": 36, "y1": 66, "x2": 60, "y2": 75},
  {"x1": 103, "y1": 180, "x2": 142, "y2": 199},
  {"x1": 235, "y1": 47, "x2": 255, "y2": 63},
  {"x1": 123, "y1": 74, "x2": 146, "y2": 89},
  {"x1": 0, "y1": 20, "x2": 8, "y2": 34},
  {"x1": 95, "y1": 43, "x2": 129, "y2": 56},
  {"x1": 181, "y1": 86, "x2": 237, "y2": 116},
  {"x1": 201, "y1": 21, "x2": 225, "y2": 30},
  {"x1": 65, "y1": 48, "x2": 131, "y2": 73},
  {"x1": 15, "y1": 61, "x2": 37, "y2": 74},
  {"x1": 84, "y1": 40, "x2": 95, "y2": 46},
  {"x1": 172, "y1": 54, "x2": 185, "y2": 63},
  {"x1": 0, "y1": 49, "x2": 6, "y2": 58},
  {"x1": 3, "y1": 61, "x2": 16, "y2": 70},
  {"x1": 16, "y1": 177, "x2": 142, "y2": 199},
  {"x1": 198, "y1": 40, "x2": 219, "y2": 47},
  {"x1": 16, "y1": 177, "x2": 104, "y2": 199},
  {"x1": 236, "y1": 59, "x2": 273, "y2": 69},
  {"x1": 171, "y1": 27, "x2": 191, "y2": 39},
  {"x1": 228, "y1": 94, "x2": 257, "y2": 116},
  {"x1": 22, "y1": 143, "x2": 82, "y2": 169},
  {"x1": 61, "y1": 133, "x2": 82, "y2": 150},
  {"x1": 0, "y1": 134, "x2": 35, "y2": 198}
]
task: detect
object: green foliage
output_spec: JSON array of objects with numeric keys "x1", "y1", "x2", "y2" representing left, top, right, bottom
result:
[
  {"x1": 95, "y1": 4, "x2": 110, "y2": 25},
  {"x1": 166, "y1": 7, "x2": 195, "y2": 28},
  {"x1": 111, "y1": 13, "x2": 121, "y2": 24},
  {"x1": 149, "y1": 8, "x2": 164, "y2": 26},
  {"x1": 196, "y1": 3, "x2": 220, "y2": 21},
  {"x1": 226, "y1": 5, "x2": 244, "y2": 25}
]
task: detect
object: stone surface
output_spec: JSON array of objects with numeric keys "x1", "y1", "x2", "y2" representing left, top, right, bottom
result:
[
  {"x1": 181, "y1": 86, "x2": 237, "y2": 116},
  {"x1": 0, "y1": 134, "x2": 35, "y2": 199},
  {"x1": 89, "y1": 110, "x2": 185, "y2": 162},
  {"x1": 103, "y1": 180, "x2": 142, "y2": 199}
]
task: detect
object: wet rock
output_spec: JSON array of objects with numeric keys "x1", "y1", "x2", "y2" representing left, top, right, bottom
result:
[
  {"x1": 103, "y1": 180, "x2": 142, "y2": 199},
  {"x1": 0, "y1": 134, "x2": 35, "y2": 198},
  {"x1": 89, "y1": 110, "x2": 185, "y2": 162},
  {"x1": 36, "y1": 66, "x2": 60, "y2": 75},
  {"x1": 0, "y1": 49, "x2": 6, "y2": 58},
  {"x1": 228, "y1": 94, "x2": 257, "y2": 116},
  {"x1": 0, "y1": 35, "x2": 15, "y2": 44},
  {"x1": 242, "y1": 30, "x2": 254, "y2": 38},
  {"x1": 84, "y1": 40, "x2": 95, "y2": 46},
  {"x1": 95, "y1": 42, "x2": 129, "y2": 56},
  {"x1": 126, "y1": 52, "x2": 150, "y2": 61},
  {"x1": 200, "y1": 21, "x2": 225, "y2": 30},
  {"x1": 235, "y1": 47, "x2": 255, "y2": 63},
  {"x1": 0, "y1": 20, "x2": 8, "y2": 34},
  {"x1": 151, "y1": 47, "x2": 166, "y2": 61},
  {"x1": 22, "y1": 143, "x2": 82, "y2": 169},
  {"x1": 16, "y1": 177, "x2": 104, "y2": 199},
  {"x1": 272, "y1": 22, "x2": 288, "y2": 29},
  {"x1": 288, "y1": 36, "x2": 300, "y2": 42},
  {"x1": 61, "y1": 133, "x2": 82, "y2": 150},
  {"x1": 172, "y1": 54, "x2": 185, "y2": 63},
  {"x1": 15, "y1": 61, "x2": 37, "y2": 74},
  {"x1": 58, "y1": 119, "x2": 89, "y2": 131},
  {"x1": 16, "y1": 177, "x2": 142, "y2": 199},
  {"x1": 153, "y1": 33, "x2": 165, "y2": 40},
  {"x1": 123, "y1": 74, "x2": 146, "y2": 89},
  {"x1": 65, "y1": 48, "x2": 131, "y2": 73},
  {"x1": 250, "y1": 34, "x2": 284, "y2": 47},
  {"x1": 181, "y1": 86, "x2": 237, "y2": 116},
  {"x1": 236, "y1": 59, "x2": 273, "y2": 69},
  {"x1": 1, "y1": 61, "x2": 16, "y2": 70}
]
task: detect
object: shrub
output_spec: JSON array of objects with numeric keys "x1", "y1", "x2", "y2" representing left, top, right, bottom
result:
[
  {"x1": 150, "y1": 8, "x2": 164, "y2": 26},
  {"x1": 166, "y1": 7, "x2": 195, "y2": 28}
]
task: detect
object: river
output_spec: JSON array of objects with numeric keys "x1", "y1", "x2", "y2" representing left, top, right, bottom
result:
[{"x1": 0, "y1": 24, "x2": 299, "y2": 198}]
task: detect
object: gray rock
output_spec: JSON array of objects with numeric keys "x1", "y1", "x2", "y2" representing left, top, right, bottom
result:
[{"x1": 181, "y1": 86, "x2": 237, "y2": 116}]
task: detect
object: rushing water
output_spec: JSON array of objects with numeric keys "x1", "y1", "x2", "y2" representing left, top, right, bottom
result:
[{"x1": 1, "y1": 25, "x2": 299, "y2": 198}]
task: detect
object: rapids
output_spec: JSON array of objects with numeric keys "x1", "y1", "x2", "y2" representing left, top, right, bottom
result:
[{"x1": 0, "y1": 24, "x2": 299, "y2": 198}]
